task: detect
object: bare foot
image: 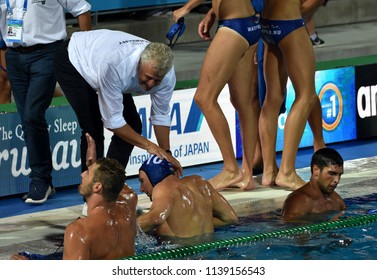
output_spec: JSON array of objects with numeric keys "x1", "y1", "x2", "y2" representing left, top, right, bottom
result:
[
  {"x1": 275, "y1": 171, "x2": 306, "y2": 190},
  {"x1": 209, "y1": 169, "x2": 243, "y2": 191},
  {"x1": 261, "y1": 170, "x2": 277, "y2": 186},
  {"x1": 230, "y1": 176, "x2": 256, "y2": 191}
]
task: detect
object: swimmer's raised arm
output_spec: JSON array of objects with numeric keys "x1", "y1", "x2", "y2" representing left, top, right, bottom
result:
[{"x1": 85, "y1": 133, "x2": 96, "y2": 167}]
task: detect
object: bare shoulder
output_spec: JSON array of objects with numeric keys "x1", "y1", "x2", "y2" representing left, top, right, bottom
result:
[
  {"x1": 118, "y1": 184, "x2": 138, "y2": 209},
  {"x1": 290, "y1": 183, "x2": 318, "y2": 199},
  {"x1": 66, "y1": 217, "x2": 87, "y2": 233},
  {"x1": 180, "y1": 174, "x2": 205, "y2": 182},
  {"x1": 180, "y1": 175, "x2": 212, "y2": 189},
  {"x1": 333, "y1": 191, "x2": 346, "y2": 209},
  {"x1": 64, "y1": 218, "x2": 90, "y2": 244},
  {"x1": 284, "y1": 185, "x2": 315, "y2": 207}
]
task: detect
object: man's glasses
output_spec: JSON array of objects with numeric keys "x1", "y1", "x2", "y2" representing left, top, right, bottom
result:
[{"x1": 166, "y1": 17, "x2": 186, "y2": 49}]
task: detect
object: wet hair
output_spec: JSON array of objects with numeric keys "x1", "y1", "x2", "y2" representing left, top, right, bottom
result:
[
  {"x1": 92, "y1": 158, "x2": 126, "y2": 201},
  {"x1": 139, "y1": 42, "x2": 174, "y2": 78},
  {"x1": 139, "y1": 155, "x2": 174, "y2": 187},
  {"x1": 310, "y1": 148, "x2": 344, "y2": 173}
]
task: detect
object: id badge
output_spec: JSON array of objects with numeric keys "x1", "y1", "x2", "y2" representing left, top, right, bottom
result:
[{"x1": 6, "y1": 19, "x2": 23, "y2": 43}]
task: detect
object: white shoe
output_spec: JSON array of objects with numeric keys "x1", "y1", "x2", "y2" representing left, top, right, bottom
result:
[{"x1": 25, "y1": 186, "x2": 52, "y2": 204}]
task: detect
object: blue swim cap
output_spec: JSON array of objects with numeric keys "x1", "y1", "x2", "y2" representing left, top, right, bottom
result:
[{"x1": 139, "y1": 155, "x2": 174, "y2": 187}]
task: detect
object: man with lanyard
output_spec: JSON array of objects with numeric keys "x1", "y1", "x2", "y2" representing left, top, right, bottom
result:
[{"x1": 0, "y1": 0, "x2": 91, "y2": 204}]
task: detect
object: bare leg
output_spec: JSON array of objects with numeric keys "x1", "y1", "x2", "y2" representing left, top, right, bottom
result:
[
  {"x1": 259, "y1": 43, "x2": 286, "y2": 186},
  {"x1": 304, "y1": 14, "x2": 316, "y2": 36},
  {"x1": 275, "y1": 26, "x2": 318, "y2": 190},
  {"x1": 308, "y1": 96, "x2": 326, "y2": 151},
  {"x1": 302, "y1": 0, "x2": 327, "y2": 152},
  {"x1": 194, "y1": 28, "x2": 250, "y2": 190},
  {"x1": 229, "y1": 44, "x2": 258, "y2": 190}
]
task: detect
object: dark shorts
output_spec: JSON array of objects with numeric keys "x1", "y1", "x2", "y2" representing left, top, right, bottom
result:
[
  {"x1": 218, "y1": 16, "x2": 261, "y2": 46},
  {"x1": 261, "y1": 18, "x2": 305, "y2": 45}
]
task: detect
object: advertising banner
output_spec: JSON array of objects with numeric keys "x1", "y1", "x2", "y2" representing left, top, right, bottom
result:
[
  {"x1": 0, "y1": 106, "x2": 81, "y2": 196},
  {"x1": 355, "y1": 63, "x2": 377, "y2": 138}
]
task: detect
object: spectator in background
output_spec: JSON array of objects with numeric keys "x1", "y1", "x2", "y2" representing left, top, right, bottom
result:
[
  {"x1": 301, "y1": 0, "x2": 329, "y2": 47},
  {"x1": 0, "y1": 0, "x2": 92, "y2": 204}
]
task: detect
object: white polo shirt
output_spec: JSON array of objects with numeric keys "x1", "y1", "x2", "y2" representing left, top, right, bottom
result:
[
  {"x1": 0, "y1": 0, "x2": 91, "y2": 47},
  {"x1": 68, "y1": 29, "x2": 176, "y2": 130}
]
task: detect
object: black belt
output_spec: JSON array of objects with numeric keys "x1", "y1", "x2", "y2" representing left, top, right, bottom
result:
[
  {"x1": 10, "y1": 41, "x2": 62, "y2": 54},
  {"x1": 11, "y1": 44, "x2": 46, "y2": 54}
]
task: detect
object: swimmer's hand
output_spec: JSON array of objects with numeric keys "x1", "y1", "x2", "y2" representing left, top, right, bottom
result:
[
  {"x1": 198, "y1": 8, "x2": 215, "y2": 41},
  {"x1": 85, "y1": 133, "x2": 96, "y2": 167},
  {"x1": 173, "y1": 7, "x2": 190, "y2": 22}
]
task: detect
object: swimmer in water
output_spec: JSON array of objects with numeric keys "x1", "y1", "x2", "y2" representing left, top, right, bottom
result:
[
  {"x1": 11, "y1": 134, "x2": 137, "y2": 260},
  {"x1": 137, "y1": 155, "x2": 238, "y2": 238},
  {"x1": 282, "y1": 148, "x2": 346, "y2": 221}
]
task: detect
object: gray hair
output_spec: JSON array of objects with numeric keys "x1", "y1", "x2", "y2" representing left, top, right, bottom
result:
[{"x1": 140, "y1": 42, "x2": 174, "y2": 78}]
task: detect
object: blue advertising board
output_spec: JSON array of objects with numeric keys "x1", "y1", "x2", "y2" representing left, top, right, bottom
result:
[{"x1": 0, "y1": 106, "x2": 81, "y2": 197}]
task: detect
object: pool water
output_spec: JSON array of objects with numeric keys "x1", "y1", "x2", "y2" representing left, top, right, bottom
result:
[{"x1": 135, "y1": 192, "x2": 377, "y2": 260}]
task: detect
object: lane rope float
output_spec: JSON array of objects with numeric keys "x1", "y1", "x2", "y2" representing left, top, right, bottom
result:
[{"x1": 122, "y1": 213, "x2": 377, "y2": 260}]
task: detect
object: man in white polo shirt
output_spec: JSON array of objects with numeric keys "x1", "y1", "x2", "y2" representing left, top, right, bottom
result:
[
  {"x1": 54, "y1": 29, "x2": 182, "y2": 177},
  {"x1": 0, "y1": 0, "x2": 91, "y2": 204}
]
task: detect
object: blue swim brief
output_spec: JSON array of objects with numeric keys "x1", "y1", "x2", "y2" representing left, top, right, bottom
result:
[
  {"x1": 261, "y1": 18, "x2": 305, "y2": 45},
  {"x1": 218, "y1": 16, "x2": 261, "y2": 46}
]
